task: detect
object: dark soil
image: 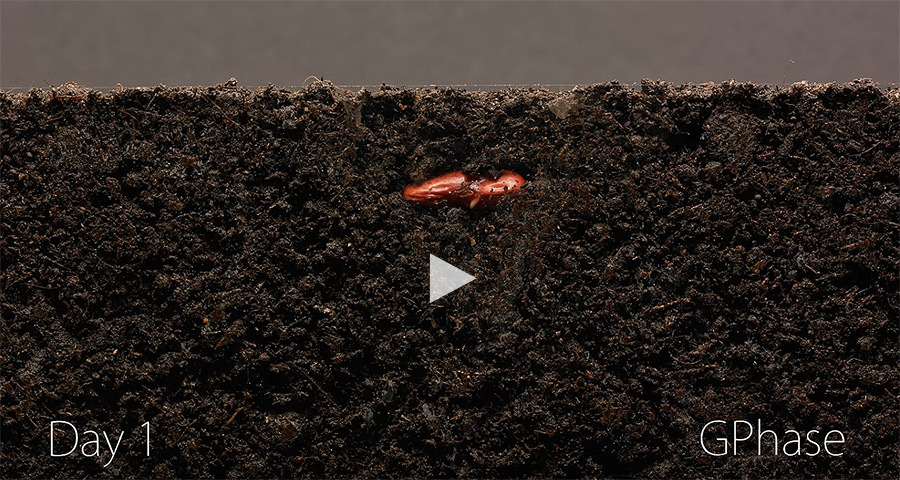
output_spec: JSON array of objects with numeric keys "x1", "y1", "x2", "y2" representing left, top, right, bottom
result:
[{"x1": 1, "y1": 80, "x2": 898, "y2": 479}]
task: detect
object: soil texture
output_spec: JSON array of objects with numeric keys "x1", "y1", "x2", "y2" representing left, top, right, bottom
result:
[{"x1": 1, "y1": 80, "x2": 898, "y2": 478}]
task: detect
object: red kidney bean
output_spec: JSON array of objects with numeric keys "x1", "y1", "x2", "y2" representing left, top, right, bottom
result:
[{"x1": 403, "y1": 170, "x2": 526, "y2": 209}]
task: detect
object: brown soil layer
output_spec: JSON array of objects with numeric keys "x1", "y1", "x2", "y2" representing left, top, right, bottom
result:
[{"x1": 2, "y1": 80, "x2": 898, "y2": 478}]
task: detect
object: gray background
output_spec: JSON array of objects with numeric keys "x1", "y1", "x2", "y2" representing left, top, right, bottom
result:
[{"x1": 2, "y1": 1, "x2": 898, "y2": 90}]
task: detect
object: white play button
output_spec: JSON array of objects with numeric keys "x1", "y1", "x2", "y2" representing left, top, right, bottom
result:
[{"x1": 429, "y1": 254, "x2": 476, "y2": 303}]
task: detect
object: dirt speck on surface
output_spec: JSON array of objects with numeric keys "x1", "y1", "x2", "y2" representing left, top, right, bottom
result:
[{"x1": 2, "y1": 80, "x2": 898, "y2": 478}]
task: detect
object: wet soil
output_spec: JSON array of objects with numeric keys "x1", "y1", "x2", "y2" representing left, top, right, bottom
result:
[{"x1": 2, "y1": 80, "x2": 898, "y2": 478}]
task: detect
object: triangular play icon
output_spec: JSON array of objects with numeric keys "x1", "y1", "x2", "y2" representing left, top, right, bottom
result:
[{"x1": 429, "y1": 254, "x2": 476, "y2": 303}]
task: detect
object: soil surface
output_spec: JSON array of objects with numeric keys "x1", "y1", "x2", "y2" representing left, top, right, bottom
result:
[{"x1": 2, "y1": 80, "x2": 898, "y2": 478}]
